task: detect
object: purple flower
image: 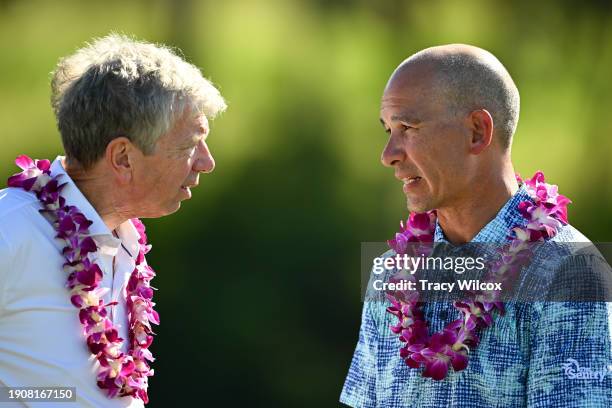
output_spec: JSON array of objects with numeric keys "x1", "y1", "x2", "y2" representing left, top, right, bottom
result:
[
  {"x1": 410, "y1": 212, "x2": 433, "y2": 232},
  {"x1": 76, "y1": 264, "x2": 103, "y2": 287},
  {"x1": 7, "y1": 155, "x2": 51, "y2": 191},
  {"x1": 388, "y1": 232, "x2": 409, "y2": 254}
]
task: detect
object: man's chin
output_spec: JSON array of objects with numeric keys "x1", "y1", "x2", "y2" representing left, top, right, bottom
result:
[
  {"x1": 165, "y1": 202, "x2": 182, "y2": 216},
  {"x1": 406, "y1": 197, "x2": 433, "y2": 214},
  {"x1": 142, "y1": 202, "x2": 182, "y2": 219}
]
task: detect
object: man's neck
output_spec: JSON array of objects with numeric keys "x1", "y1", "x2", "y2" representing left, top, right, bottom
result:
[
  {"x1": 436, "y1": 167, "x2": 519, "y2": 244},
  {"x1": 63, "y1": 159, "x2": 128, "y2": 231}
]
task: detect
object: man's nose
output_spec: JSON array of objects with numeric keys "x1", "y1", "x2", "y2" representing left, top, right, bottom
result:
[
  {"x1": 381, "y1": 136, "x2": 406, "y2": 167},
  {"x1": 194, "y1": 140, "x2": 215, "y2": 173}
]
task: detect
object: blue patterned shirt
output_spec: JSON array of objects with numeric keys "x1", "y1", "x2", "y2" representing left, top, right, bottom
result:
[{"x1": 341, "y1": 186, "x2": 612, "y2": 407}]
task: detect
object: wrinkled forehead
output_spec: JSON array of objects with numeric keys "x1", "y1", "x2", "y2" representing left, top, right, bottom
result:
[{"x1": 178, "y1": 104, "x2": 210, "y2": 135}]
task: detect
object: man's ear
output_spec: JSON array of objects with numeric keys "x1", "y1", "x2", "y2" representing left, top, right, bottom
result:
[
  {"x1": 468, "y1": 109, "x2": 494, "y2": 155},
  {"x1": 105, "y1": 137, "x2": 136, "y2": 184}
]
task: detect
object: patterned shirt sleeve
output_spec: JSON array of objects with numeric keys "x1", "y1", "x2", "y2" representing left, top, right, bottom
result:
[
  {"x1": 340, "y1": 299, "x2": 379, "y2": 407},
  {"x1": 526, "y1": 253, "x2": 612, "y2": 407}
]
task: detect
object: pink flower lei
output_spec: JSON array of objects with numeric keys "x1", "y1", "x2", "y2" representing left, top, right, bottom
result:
[
  {"x1": 7, "y1": 155, "x2": 159, "y2": 404},
  {"x1": 385, "y1": 171, "x2": 571, "y2": 380}
]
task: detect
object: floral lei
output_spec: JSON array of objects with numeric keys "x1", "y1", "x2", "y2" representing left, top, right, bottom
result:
[
  {"x1": 385, "y1": 172, "x2": 571, "y2": 380},
  {"x1": 7, "y1": 155, "x2": 159, "y2": 403}
]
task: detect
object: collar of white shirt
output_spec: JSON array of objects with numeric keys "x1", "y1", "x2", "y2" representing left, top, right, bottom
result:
[{"x1": 50, "y1": 156, "x2": 140, "y2": 259}]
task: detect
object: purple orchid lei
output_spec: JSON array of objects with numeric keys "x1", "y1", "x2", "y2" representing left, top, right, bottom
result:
[
  {"x1": 7, "y1": 155, "x2": 159, "y2": 404},
  {"x1": 385, "y1": 172, "x2": 571, "y2": 380}
]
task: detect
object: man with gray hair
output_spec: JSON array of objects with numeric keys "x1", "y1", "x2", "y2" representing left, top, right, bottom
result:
[
  {"x1": 0, "y1": 34, "x2": 226, "y2": 406},
  {"x1": 341, "y1": 44, "x2": 611, "y2": 407}
]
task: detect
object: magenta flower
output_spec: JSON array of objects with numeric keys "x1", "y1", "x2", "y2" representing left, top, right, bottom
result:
[
  {"x1": 37, "y1": 179, "x2": 63, "y2": 209},
  {"x1": 409, "y1": 331, "x2": 468, "y2": 380},
  {"x1": 75, "y1": 264, "x2": 103, "y2": 287},
  {"x1": 7, "y1": 155, "x2": 51, "y2": 191},
  {"x1": 387, "y1": 211, "x2": 436, "y2": 254},
  {"x1": 521, "y1": 171, "x2": 571, "y2": 225},
  {"x1": 389, "y1": 232, "x2": 409, "y2": 254}
]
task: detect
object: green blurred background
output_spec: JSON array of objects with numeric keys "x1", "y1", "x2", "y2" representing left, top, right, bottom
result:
[{"x1": 1, "y1": 0, "x2": 611, "y2": 406}]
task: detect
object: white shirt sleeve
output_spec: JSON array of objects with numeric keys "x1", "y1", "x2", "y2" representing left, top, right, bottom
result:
[{"x1": 0, "y1": 226, "x2": 13, "y2": 316}]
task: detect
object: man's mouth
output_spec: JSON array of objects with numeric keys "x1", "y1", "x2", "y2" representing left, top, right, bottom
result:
[
  {"x1": 402, "y1": 176, "x2": 422, "y2": 192},
  {"x1": 180, "y1": 184, "x2": 198, "y2": 196},
  {"x1": 402, "y1": 177, "x2": 422, "y2": 185},
  {"x1": 402, "y1": 176, "x2": 421, "y2": 184}
]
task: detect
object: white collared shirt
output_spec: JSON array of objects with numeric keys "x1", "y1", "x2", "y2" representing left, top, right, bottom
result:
[{"x1": 0, "y1": 157, "x2": 144, "y2": 407}]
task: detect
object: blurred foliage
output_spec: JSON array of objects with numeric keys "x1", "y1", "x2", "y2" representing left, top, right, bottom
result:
[{"x1": 1, "y1": 0, "x2": 611, "y2": 406}]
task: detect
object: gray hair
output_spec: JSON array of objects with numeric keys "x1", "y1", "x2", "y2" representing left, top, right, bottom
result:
[
  {"x1": 51, "y1": 34, "x2": 227, "y2": 168},
  {"x1": 406, "y1": 45, "x2": 520, "y2": 148}
]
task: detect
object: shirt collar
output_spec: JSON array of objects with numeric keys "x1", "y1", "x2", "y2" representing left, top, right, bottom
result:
[
  {"x1": 115, "y1": 218, "x2": 141, "y2": 258},
  {"x1": 50, "y1": 156, "x2": 139, "y2": 258},
  {"x1": 434, "y1": 184, "x2": 532, "y2": 243}
]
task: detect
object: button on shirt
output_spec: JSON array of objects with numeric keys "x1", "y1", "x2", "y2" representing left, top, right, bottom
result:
[
  {"x1": 0, "y1": 157, "x2": 144, "y2": 407},
  {"x1": 341, "y1": 186, "x2": 612, "y2": 407}
]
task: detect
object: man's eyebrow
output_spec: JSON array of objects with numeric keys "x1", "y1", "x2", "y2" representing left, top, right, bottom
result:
[
  {"x1": 379, "y1": 114, "x2": 422, "y2": 128},
  {"x1": 177, "y1": 134, "x2": 202, "y2": 149},
  {"x1": 390, "y1": 113, "x2": 421, "y2": 124}
]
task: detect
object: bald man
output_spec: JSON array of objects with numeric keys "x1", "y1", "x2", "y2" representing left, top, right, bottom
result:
[{"x1": 341, "y1": 45, "x2": 612, "y2": 407}]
